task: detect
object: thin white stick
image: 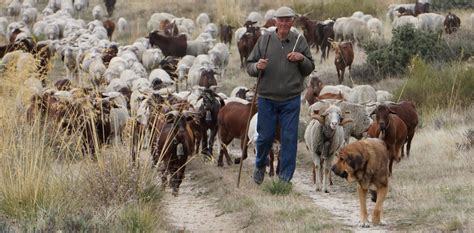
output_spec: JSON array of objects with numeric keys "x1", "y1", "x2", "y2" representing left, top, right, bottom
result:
[{"x1": 292, "y1": 33, "x2": 302, "y2": 52}]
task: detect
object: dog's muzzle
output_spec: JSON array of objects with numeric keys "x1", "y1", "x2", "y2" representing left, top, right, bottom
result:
[{"x1": 331, "y1": 165, "x2": 348, "y2": 179}]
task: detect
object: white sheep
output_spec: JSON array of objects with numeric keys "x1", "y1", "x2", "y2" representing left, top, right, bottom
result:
[
  {"x1": 105, "y1": 78, "x2": 128, "y2": 93},
  {"x1": 131, "y1": 78, "x2": 151, "y2": 92},
  {"x1": 334, "y1": 17, "x2": 348, "y2": 41},
  {"x1": 376, "y1": 90, "x2": 393, "y2": 103},
  {"x1": 319, "y1": 85, "x2": 351, "y2": 100},
  {"x1": 361, "y1": 14, "x2": 373, "y2": 23},
  {"x1": 204, "y1": 23, "x2": 218, "y2": 39},
  {"x1": 117, "y1": 17, "x2": 128, "y2": 33},
  {"x1": 208, "y1": 42, "x2": 229, "y2": 76},
  {"x1": 60, "y1": 0, "x2": 74, "y2": 16},
  {"x1": 31, "y1": 20, "x2": 45, "y2": 38},
  {"x1": 264, "y1": 9, "x2": 275, "y2": 21},
  {"x1": 417, "y1": 13, "x2": 444, "y2": 34},
  {"x1": 367, "y1": 17, "x2": 383, "y2": 39},
  {"x1": 342, "y1": 17, "x2": 370, "y2": 44},
  {"x1": 73, "y1": 0, "x2": 89, "y2": 15},
  {"x1": 351, "y1": 11, "x2": 364, "y2": 19},
  {"x1": 88, "y1": 58, "x2": 106, "y2": 86},
  {"x1": 305, "y1": 104, "x2": 352, "y2": 192},
  {"x1": 186, "y1": 39, "x2": 214, "y2": 56},
  {"x1": 62, "y1": 46, "x2": 79, "y2": 81},
  {"x1": 246, "y1": 11, "x2": 263, "y2": 25},
  {"x1": 7, "y1": 0, "x2": 22, "y2": 18},
  {"x1": 196, "y1": 13, "x2": 210, "y2": 30},
  {"x1": 176, "y1": 55, "x2": 196, "y2": 88},
  {"x1": 149, "y1": 68, "x2": 174, "y2": 89},
  {"x1": 21, "y1": 7, "x2": 38, "y2": 25},
  {"x1": 142, "y1": 48, "x2": 164, "y2": 72},
  {"x1": 92, "y1": 5, "x2": 103, "y2": 20},
  {"x1": 393, "y1": 15, "x2": 419, "y2": 29},
  {"x1": 347, "y1": 85, "x2": 377, "y2": 105},
  {"x1": 130, "y1": 62, "x2": 148, "y2": 79},
  {"x1": 103, "y1": 92, "x2": 130, "y2": 145},
  {"x1": 120, "y1": 69, "x2": 141, "y2": 88}
]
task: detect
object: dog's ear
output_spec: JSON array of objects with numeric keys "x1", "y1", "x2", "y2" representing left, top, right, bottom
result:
[{"x1": 347, "y1": 153, "x2": 365, "y2": 171}]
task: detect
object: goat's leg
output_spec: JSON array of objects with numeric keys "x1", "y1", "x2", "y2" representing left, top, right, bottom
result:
[
  {"x1": 208, "y1": 127, "x2": 217, "y2": 157},
  {"x1": 349, "y1": 66, "x2": 355, "y2": 86},
  {"x1": 336, "y1": 68, "x2": 342, "y2": 84},
  {"x1": 268, "y1": 149, "x2": 274, "y2": 176},
  {"x1": 406, "y1": 132, "x2": 415, "y2": 157},
  {"x1": 200, "y1": 128, "x2": 210, "y2": 158}
]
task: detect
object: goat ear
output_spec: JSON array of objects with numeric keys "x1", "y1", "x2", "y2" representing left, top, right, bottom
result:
[
  {"x1": 311, "y1": 113, "x2": 325, "y2": 124},
  {"x1": 340, "y1": 118, "x2": 353, "y2": 126},
  {"x1": 347, "y1": 153, "x2": 365, "y2": 171},
  {"x1": 389, "y1": 109, "x2": 396, "y2": 114}
]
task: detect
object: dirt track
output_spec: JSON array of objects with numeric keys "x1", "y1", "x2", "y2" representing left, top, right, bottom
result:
[{"x1": 162, "y1": 170, "x2": 241, "y2": 232}]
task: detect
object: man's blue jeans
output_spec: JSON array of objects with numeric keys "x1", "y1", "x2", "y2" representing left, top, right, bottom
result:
[{"x1": 255, "y1": 95, "x2": 301, "y2": 182}]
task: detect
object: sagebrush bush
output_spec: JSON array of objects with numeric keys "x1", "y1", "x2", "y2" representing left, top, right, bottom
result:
[
  {"x1": 393, "y1": 57, "x2": 474, "y2": 112},
  {"x1": 365, "y1": 25, "x2": 474, "y2": 77}
]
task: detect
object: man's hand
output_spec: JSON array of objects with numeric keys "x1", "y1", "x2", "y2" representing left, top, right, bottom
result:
[
  {"x1": 287, "y1": 52, "x2": 304, "y2": 62},
  {"x1": 256, "y1": 58, "x2": 268, "y2": 70}
]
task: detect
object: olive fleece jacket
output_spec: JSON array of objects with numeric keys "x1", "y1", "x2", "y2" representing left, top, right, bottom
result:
[{"x1": 246, "y1": 30, "x2": 315, "y2": 101}]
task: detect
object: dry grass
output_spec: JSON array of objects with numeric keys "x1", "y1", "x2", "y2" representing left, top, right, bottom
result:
[
  {"x1": 0, "y1": 52, "x2": 167, "y2": 231},
  {"x1": 388, "y1": 106, "x2": 474, "y2": 231}
]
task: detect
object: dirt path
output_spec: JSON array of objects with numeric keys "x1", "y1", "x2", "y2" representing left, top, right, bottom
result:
[
  {"x1": 292, "y1": 170, "x2": 394, "y2": 232},
  {"x1": 162, "y1": 170, "x2": 241, "y2": 232}
]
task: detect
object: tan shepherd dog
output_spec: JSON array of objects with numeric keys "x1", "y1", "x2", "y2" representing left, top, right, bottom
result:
[{"x1": 331, "y1": 138, "x2": 390, "y2": 227}]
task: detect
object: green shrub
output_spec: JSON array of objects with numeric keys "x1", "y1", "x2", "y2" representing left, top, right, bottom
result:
[
  {"x1": 262, "y1": 179, "x2": 292, "y2": 196},
  {"x1": 365, "y1": 25, "x2": 474, "y2": 77},
  {"x1": 393, "y1": 57, "x2": 474, "y2": 112}
]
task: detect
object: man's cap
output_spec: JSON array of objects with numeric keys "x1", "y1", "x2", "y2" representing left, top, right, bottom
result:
[{"x1": 274, "y1": 6, "x2": 296, "y2": 18}]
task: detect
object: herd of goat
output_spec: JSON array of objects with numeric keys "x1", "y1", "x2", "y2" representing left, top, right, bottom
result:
[{"x1": 1, "y1": 0, "x2": 470, "y2": 195}]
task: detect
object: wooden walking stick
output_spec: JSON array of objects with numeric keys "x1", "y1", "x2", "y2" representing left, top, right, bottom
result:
[{"x1": 237, "y1": 34, "x2": 271, "y2": 188}]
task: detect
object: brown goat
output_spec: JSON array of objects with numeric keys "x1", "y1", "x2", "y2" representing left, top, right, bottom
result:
[
  {"x1": 148, "y1": 31, "x2": 187, "y2": 57},
  {"x1": 217, "y1": 101, "x2": 256, "y2": 166},
  {"x1": 414, "y1": 2, "x2": 430, "y2": 16},
  {"x1": 444, "y1": 12, "x2": 461, "y2": 34},
  {"x1": 387, "y1": 101, "x2": 418, "y2": 158},
  {"x1": 295, "y1": 15, "x2": 319, "y2": 51},
  {"x1": 237, "y1": 22, "x2": 260, "y2": 68},
  {"x1": 304, "y1": 75, "x2": 324, "y2": 106},
  {"x1": 219, "y1": 24, "x2": 234, "y2": 48},
  {"x1": 368, "y1": 104, "x2": 408, "y2": 175},
  {"x1": 151, "y1": 111, "x2": 197, "y2": 196},
  {"x1": 103, "y1": 19, "x2": 115, "y2": 40},
  {"x1": 332, "y1": 41, "x2": 354, "y2": 84}
]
